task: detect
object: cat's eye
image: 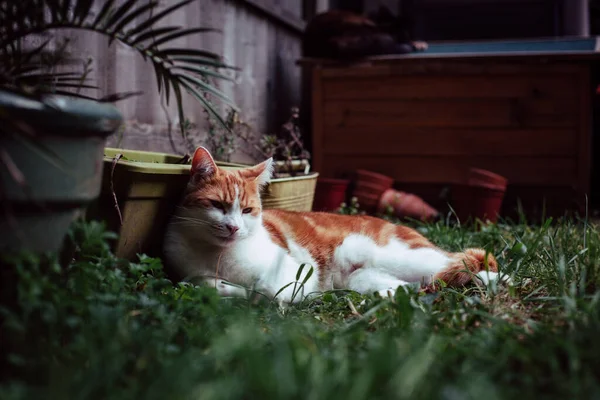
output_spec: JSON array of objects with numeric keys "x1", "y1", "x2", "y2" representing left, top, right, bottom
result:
[
  {"x1": 242, "y1": 207, "x2": 253, "y2": 214},
  {"x1": 210, "y1": 200, "x2": 225, "y2": 210}
]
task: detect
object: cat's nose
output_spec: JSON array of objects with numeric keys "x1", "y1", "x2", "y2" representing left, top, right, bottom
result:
[{"x1": 225, "y1": 224, "x2": 239, "y2": 234}]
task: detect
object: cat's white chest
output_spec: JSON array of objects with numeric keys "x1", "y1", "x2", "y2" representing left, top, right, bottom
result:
[{"x1": 220, "y1": 227, "x2": 293, "y2": 284}]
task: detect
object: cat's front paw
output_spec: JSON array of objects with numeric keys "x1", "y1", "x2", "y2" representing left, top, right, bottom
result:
[
  {"x1": 412, "y1": 41, "x2": 428, "y2": 51},
  {"x1": 377, "y1": 288, "x2": 396, "y2": 298},
  {"x1": 475, "y1": 271, "x2": 512, "y2": 287}
]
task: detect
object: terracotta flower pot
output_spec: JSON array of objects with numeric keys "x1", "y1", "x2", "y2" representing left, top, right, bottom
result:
[
  {"x1": 451, "y1": 168, "x2": 508, "y2": 223},
  {"x1": 377, "y1": 189, "x2": 439, "y2": 221},
  {"x1": 353, "y1": 169, "x2": 394, "y2": 212},
  {"x1": 468, "y1": 168, "x2": 508, "y2": 189},
  {"x1": 313, "y1": 178, "x2": 350, "y2": 212}
]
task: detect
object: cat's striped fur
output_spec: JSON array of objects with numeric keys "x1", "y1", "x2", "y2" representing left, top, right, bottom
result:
[{"x1": 164, "y1": 147, "x2": 505, "y2": 303}]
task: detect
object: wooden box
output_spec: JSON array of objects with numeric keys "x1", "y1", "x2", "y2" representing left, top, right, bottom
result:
[{"x1": 305, "y1": 45, "x2": 597, "y2": 218}]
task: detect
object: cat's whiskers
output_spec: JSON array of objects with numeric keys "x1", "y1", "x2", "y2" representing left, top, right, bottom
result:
[
  {"x1": 165, "y1": 146, "x2": 507, "y2": 307},
  {"x1": 171, "y1": 215, "x2": 212, "y2": 226}
]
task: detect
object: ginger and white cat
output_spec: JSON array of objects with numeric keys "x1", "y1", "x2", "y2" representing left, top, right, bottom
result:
[{"x1": 164, "y1": 147, "x2": 505, "y2": 304}]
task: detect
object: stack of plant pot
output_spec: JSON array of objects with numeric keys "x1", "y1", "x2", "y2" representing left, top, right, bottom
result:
[
  {"x1": 0, "y1": 91, "x2": 123, "y2": 254},
  {"x1": 313, "y1": 167, "x2": 507, "y2": 224},
  {"x1": 312, "y1": 178, "x2": 351, "y2": 212},
  {"x1": 353, "y1": 169, "x2": 439, "y2": 221},
  {"x1": 88, "y1": 148, "x2": 319, "y2": 261},
  {"x1": 450, "y1": 168, "x2": 508, "y2": 223}
]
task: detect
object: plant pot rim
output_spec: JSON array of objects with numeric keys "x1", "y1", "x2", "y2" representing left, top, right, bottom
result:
[
  {"x1": 271, "y1": 171, "x2": 319, "y2": 183},
  {"x1": 274, "y1": 159, "x2": 310, "y2": 165},
  {"x1": 0, "y1": 89, "x2": 123, "y2": 137},
  {"x1": 452, "y1": 183, "x2": 506, "y2": 193},
  {"x1": 317, "y1": 177, "x2": 350, "y2": 184},
  {"x1": 356, "y1": 169, "x2": 393, "y2": 178},
  {"x1": 104, "y1": 147, "x2": 246, "y2": 175}
]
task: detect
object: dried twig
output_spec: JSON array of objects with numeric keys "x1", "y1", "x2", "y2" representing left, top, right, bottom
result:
[
  {"x1": 110, "y1": 154, "x2": 123, "y2": 226},
  {"x1": 0, "y1": 149, "x2": 28, "y2": 191},
  {"x1": 347, "y1": 298, "x2": 362, "y2": 317},
  {"x1": 0, "y1": 149, "x2": 28, "y2": 243},
  {"x1": 215, "y1": 250, "x2": 224, "y2": 289}
]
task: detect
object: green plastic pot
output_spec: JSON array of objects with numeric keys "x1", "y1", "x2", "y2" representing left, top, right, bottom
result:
[
  {"x1": 90, "y1": 148, "x2": 318, "y2": 261},
  {"x1": 0, "y1": 90, "x2": 123, "y2": 253},
  {"x1": 87, "y1": 148, "x2": 247, "y2": 260}
]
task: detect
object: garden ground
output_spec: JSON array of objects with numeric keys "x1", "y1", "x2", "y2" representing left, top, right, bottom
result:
[{"x1": 1, "y1": 212, "x2": 600, "y2": 400}]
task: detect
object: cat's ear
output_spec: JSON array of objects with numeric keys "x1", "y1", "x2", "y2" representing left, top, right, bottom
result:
[
  {"x1": 241, "y1": 157, "x2": 274, "y2": 187},
  {"x1": 191, "y1": 146, "x2": 217, "y2": 179}
]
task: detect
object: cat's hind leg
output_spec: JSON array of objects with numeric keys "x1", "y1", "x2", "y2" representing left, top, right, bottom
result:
[
  {"x1": 199, "y1": 277, "x2": 250, "y2": 298},
  {"x1": 347, "y1": 268, "x2": 410, "y2": 298},
  {"x1": 434, "y1": 248, "x2": 511, "y2": 287}
]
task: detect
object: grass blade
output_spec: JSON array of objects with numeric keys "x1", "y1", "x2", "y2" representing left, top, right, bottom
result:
[
  {"x1": 98, "y1": 91, "x2": 144, "y2": 103},
  {"x1": 110, "y1": 1, "x2": 159, "y2": 41},
  {"x1": 172, "y1": 65, "x2": 234, "y2": 82},
  {"x1": 172, "y1": 81, "x2": 186, "y2": 137},
  {"x1": 60, "y1": 0, "x2": 71, "y2": 23},
  {"x1": 180, "y1": 80, "x2": 230, "y2": 132},
  {"x1": 169, "y1": 55, "x2": 237, "y2": 70},
  {"x1": 125, "y1": 0, "x2": 194, "y2": 39},
  {"x1": 104, "y1": 0, "x2": 138, "y2": 33},
  {"x1": 154, "y1": 47, "x2": 221, "y2": 61},
  {"x1": 129, "y1": 26, "x2": 180, "y2": 46},
  {"x1": 91, "y1": 0, "x2": 115, "y2": 28},
  {"x1": 72, "y1": 0, "x2": 94, "y2": 25},
  {"x1": 177, "y1": 73, "x2": 237, "y2": 110},
  {"x1": 143, "y1": 27, "x2": 217, "y2": 49}
]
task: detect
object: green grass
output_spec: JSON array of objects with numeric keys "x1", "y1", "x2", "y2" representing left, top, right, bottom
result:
[{"x1": 2, "y1": 216, "x2": 600, "y2": 400}]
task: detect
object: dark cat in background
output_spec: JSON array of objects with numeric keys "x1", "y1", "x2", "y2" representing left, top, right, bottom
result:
[{"x1": 303, "y1": 6, "x2": 427, "y2": 60}]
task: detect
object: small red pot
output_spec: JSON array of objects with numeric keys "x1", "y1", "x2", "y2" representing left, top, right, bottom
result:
[
  {"x1": 313, "y1": 178, "x2": 350, "y2": 212},
  {"x1": 353, "y1": 169, "x2": 395, "y2": 212},
  {"x1": 468, "y1": 168, "x2": 508, "y2": 188},
  {"x1": 451, "y1": 168, "x2": 508, "y2": 223},
  {"x1": 378, "y1": 189, "x2": 439, "y2": 221}
]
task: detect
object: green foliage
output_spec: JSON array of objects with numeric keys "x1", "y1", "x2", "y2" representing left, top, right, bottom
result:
[
  {"x1": 0, "y1": 0, "x2": 236, "y2": 130},
  {"x1": 337, "y1": 196, "x2": 365, "y2": 216},
  {"x1": 2, "y1": 218, "x2": 600, "y2": 399}
]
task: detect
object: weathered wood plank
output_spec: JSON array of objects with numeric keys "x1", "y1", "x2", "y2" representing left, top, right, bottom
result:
[
  {"x1": 576, "y1": 69, "x2": 592, "y2": 202},
  {"x1": 312, "y1": 66, "x2": 325, "y2": 173},
  {"x1": 311, "y1": 62, "x2": 586, "y2": 77},
  {"x1": 322, "y1": 75, "x2": 579, "y2": 101},
  {"x1": 323, "y1": 98, "x2": 578, "y2": 129},
  {"x1": 322, "y1": 128, "x2": 577, "y2": 157}
]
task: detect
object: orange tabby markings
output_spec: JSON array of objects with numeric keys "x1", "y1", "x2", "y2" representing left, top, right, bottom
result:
[
  {"x1": 164, "y1": 147, "x2": 508, "y2": 304},
  {"x1": 434, "y1": 249, "x2": 498, "y2": 287}
]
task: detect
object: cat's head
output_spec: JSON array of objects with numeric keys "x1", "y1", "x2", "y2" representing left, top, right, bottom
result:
[{"x1": 179, "y1": 146, "x2": 273, "y2": 247}]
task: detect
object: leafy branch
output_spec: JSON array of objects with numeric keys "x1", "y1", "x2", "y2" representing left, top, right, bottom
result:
[{"x1": 0, "y1": 0, "x2": 237, "y2": 131}]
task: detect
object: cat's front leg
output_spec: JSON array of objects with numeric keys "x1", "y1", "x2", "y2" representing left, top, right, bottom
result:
[
  {"x1": 255, "y1": 258, "x2": 320, "y2": 305},
  {"x1": 347, "y1": 268, "x2": 410, "y2": 298},
  {"x1": 200, "y1": 277, "x2": 249, "y2": 298}
]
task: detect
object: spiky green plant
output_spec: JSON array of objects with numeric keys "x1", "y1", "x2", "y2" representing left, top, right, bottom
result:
[{"x1": 0, "y1": 0, "x2": 237, "y2": 129}]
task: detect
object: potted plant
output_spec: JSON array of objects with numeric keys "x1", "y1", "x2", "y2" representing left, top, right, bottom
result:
[
  {"x1": 87, "y1": 148, "x2": 246, "y2": 260},
  {"x1": 352, "y1": 169, "x2": 395, "y2": 213},
  {"x1": 313, "y1": 178, "x2": 350, "y2": 212},
  {"x1": 92, "y1": 107, "x2": 319, "y2": 261},
  {"x1": 230, "y1": 106, "x2": 319, "y2": 212},
  {"x1": 0, "y1": 0, "x2": 236, "y2": 254},
  {"x1": 450, "y1": 168, "x2": 508, "y2": 224}
]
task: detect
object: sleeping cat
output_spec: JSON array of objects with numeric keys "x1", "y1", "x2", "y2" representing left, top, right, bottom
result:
[
  {"x1": 164, "y1": 147, "x2": 506, "y2": 304},
  {"x1": 303, "y1": 6, "x2": 427, "y2": 60}
]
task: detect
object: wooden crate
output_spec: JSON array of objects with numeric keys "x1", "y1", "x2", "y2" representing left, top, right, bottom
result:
[{"x1": 306, "y1": 56, "x2": 593, "y2": 218}]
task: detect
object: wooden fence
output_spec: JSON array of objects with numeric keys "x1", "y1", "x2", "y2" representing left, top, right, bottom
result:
[{"x1": 60, "y1": 0, "x2": 308, "y2": 163}]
